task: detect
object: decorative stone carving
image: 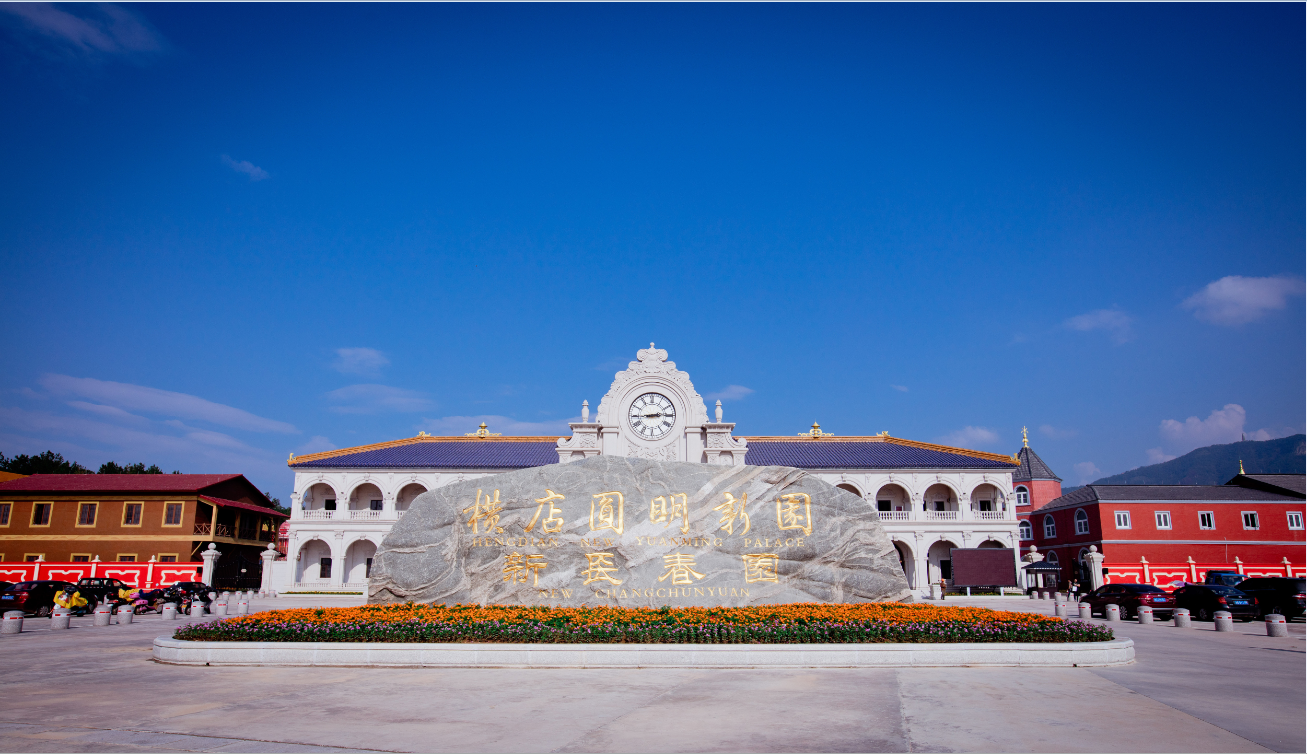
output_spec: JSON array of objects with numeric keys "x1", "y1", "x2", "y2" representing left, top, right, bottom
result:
[
  {"x1": 627, "y1": 442, "x2": 678, "y2": 461},
  {"x1": 370, "y1": 456, "x2": 912, "y2": 607}
]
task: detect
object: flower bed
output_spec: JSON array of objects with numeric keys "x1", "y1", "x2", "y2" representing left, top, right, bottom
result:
[{"x1": 175, "y1": 603, "x2": 1114, "y2": 644}]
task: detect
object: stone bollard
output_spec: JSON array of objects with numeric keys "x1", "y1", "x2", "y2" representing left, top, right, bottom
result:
[
  {"x1": 51, "y1": 607, "x2": 71, "y2": 630},
  {"x1": 1028, "y1": 591, "x2": 1037, "y2": 600},
  {"x1": 93, "y1": 606, "x2": 113, "y2": 627},
  {"x1": 1138, "y1": 605, "x2": 1153, "y2": 625},
  {"x1": 117, "y1": 605, "x2": 135, "y2": 625},
  {"x1": 1106, "y1": 604, "x2": 1120, "y2": 622},
  {"x1": 213, "y1": 601, "x2": 228, "y2": 617},
  {"x1": 161, "y1": 603, "x2": 178, "y2": 621},
  {"x1": 2, "y1": 610, "x2": 23, "y2": 634},
  {"x1": 929, "y1": 584, "x2": 942, "y2": 600},
  {"x1": 1265, "y1": 614, "x2": 1288, "y2": 637},
  {"x1": 1039, "y1": 591, "x2": 1048, "y2": 600},
  {"x1": 1214, "y1": 610, "x2": 1234, "y2": 632},
  {"x1": 208, "y1": 592, "x2": 217, "y2": 602},
  {"x1": 236, "y1": 600, "x2": 250, "y2": 615},
  {"x1": 1079, "y1": 602, "x2": 1092, "y2": 620},
  {"x1": 1054, "y1": 601, "x2": 1066, "y2": 618},
  {"x1": 1173, "y1": 608, "x2": 1191, "y2": 628},
  {"x1": 189, "y1": 603, "x2": 205, "y2": 618}
]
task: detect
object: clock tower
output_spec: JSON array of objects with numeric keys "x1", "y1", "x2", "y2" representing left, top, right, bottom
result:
[{"x1": 556, "y1": 343, "x2": 748, "y2": 465}]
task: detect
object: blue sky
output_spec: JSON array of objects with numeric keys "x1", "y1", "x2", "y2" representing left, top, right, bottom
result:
[{"x1": 1, "y1": 3, "x2": 1303, "y2": 496}]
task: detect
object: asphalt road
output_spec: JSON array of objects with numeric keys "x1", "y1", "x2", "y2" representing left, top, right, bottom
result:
[{"x1": 0, "y1": 594, "x2": 1301, "y2": 753}]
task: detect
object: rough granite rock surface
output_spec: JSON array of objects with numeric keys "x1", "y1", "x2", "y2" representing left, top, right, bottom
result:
[{"x1": 369, "y1": 456, "x2": 912, "y2": 607}]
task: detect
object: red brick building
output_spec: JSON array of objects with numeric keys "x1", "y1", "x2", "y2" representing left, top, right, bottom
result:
[
  {"x1": 1032, "y1": 473, "x2": 1305, "y2": 584},
  {"x1": 1013, "y1": 442, "x2": 1063, "y2": 548}
]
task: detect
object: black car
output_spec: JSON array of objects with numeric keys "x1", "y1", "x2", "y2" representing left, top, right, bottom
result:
[
  {"x1": 74, "y1": 577, "x2": 134, "y2": 610},
  {"x1": 1173, "y1": 584, "x2": 1258, "y2": 621},
  {"x1": 1082, "y1": 583, "x2": 1177, "y2": 620},
  {"x1": 1204, "y1": 570, "x2": 1247, "y2": 588},
  {"x1": 1232, "y1": 577, "x2": 1306, "y2": 619},
  {"x1": 0, "y1": 580, "x2": 79, "y2": 617}
]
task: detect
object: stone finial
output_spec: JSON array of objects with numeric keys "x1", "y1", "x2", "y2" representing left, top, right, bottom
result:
[
  {"x1": 715, "y1": 400, "x2": 723, "y2": 422},
  {"x1": 1028, "y1": 545, "x2": 1038, "y2": 553},
  {"x1": 1089, "y1": 545, "x2": 1097, "y2": 553},
  {"x1": 207, "y1": 543, "x2": 216, "y2": 551},
  {"x1": 582, "y1": 400, "x2": 589, "y2": 422}
]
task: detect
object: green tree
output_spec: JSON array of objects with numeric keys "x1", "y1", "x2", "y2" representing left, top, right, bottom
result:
[
  {"x1": 0, "y1": 451, "x2": 91, "y2": 474},
  {"x1": 97, "y1": 462, "x2": 164, "y2": 474}
]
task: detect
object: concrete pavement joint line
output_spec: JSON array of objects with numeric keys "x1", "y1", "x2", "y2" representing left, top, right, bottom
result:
[
  {"x1": 0, "y1": 720, "x2": 404, "y2": 754},
  {"x1": 1085, "y1": 677, "x2": 1273, "y2": 753},
  {"x1": 152, "y1": 636, "x2": 1136, "y2": 668},
  {"x1": 548, "y1": 670, "x2": 701, "y2": 753}
]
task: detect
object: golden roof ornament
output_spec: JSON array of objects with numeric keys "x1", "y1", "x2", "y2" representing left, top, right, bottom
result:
[
  {"x1": 1239, "y1": 459, "x2": 1245, "y2": 474},
  {"x1": 466, "y1": 422, "x2": 501, "y2": 439},
  {"x1": 800, "y1": 422, "x2": 833, "y2": 438},
  {"x1": 1022, "y1": 426, "x2": 1029, "y2": 448}
]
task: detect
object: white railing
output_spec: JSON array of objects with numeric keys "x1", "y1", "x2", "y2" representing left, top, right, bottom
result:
[
  {"x1": 349, "y1": 510, "x2": 382, "y2": 520},
  {"x1": 974, "y1": 511, "x2": 1007, "y2": 520},
  {"x1": 876, "y1": 511, "x2": 910, "y2": 521},
  {"x1": 301, "y1": 510, "x2": 334, "y2": 520},
  {"x1": 924, "y1": 511, "x2": 959, "y2": 521}
]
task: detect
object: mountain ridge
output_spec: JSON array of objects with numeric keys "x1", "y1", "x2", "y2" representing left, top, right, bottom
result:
[{"x1": 1082, "y1": 435, "x2": 1305, "y2": 488}]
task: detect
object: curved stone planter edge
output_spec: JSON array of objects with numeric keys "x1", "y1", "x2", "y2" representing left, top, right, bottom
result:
[{"x1": 152, "y1": 636, "x2": 1134, "y2": 668}]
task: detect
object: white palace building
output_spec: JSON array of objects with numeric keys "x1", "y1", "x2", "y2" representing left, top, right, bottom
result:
[{"x1": 274, "y1": 344, "x2": 1023, "y2": 596}]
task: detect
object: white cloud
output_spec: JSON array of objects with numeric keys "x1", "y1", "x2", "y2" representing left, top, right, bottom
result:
[
  {"x1": 333, "y1": 347, "x2": 389, "y2": 378},
  {"x1": 1039, "y1": 424, "x2": 1078, "y2": 440},
  {"x1": 418, "y1": 415, "x2": 570, "y2": 437},
  {"x1": 705, "y1": 385, "x2": 754, "y2": 401},
  {"x1": 936, "y1": 426, "x2": 1000, "y2": 448},
  {"x1": 1181, "y1": 275, "x2": 1306, "y2": 326},
  {"x1": 295, "y1": 436, "x2": 336, "y2": 455},
  {"x1": 1072, "y1": 462, "x2": 1102, "y2": 484},
  {"x1": 1154, "y1": 403, "x2": 1299, "y2": 458},
  {"x1": 0, "y1": 3, "x2": 163, "y2": 56},
  {"x1": 1064, "y1": 309, "x2": 1133, "y2": 344},
  {"x1": 65, "y1": 400, "x2": 149, "y2": 425},
  {"x1": 1145, "y1": 448, "x2": 1177, "y2": 465},
  {"x1": 40, "y1": 374, "x2": 297, "y2": 433},
  {"x1": 890, "y1": 385, "x2": 909, "y2": 393},
  {"x1": 222, "y1": 155, "x2": 269, "y2": 181},
  {"x1": 326, "y1": 384, "x2": 434, "y2": 415}
]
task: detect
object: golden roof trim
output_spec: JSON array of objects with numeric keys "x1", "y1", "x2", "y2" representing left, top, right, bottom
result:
[
  {"x1": 288, "y1": 435, "x2": 564, "y2": 466},
  {"x1": 742, "y1": 435, "x2": 1019, "y2": 465}
]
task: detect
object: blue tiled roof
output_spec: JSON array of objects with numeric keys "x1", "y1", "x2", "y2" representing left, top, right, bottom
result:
[
  {"x1": 744, "y1": 441, "x2": 1017, "y2": 469},
  {"x1": 293, "y1": 441, "x2": 560, "y2": 469}
]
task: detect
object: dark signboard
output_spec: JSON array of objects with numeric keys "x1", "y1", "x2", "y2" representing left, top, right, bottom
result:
[{"x1": 950, "y1": 548, "x2": 1017, "y2": 587}]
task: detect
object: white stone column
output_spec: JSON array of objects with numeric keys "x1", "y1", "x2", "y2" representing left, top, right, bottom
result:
[
  {"x1": 200, "y1": 543, "x2": 221, "y2": 586},
  {"x1": 383, "y1": 492, "x2": 396, "y2": 516},
  {"x1": 330, "y1": 534, "x2": 346, "y2": 586},
  {"x1": 1084, "y1": 546, "x2": 1105, "y2": 590},
  {"x1": 290, "y1": 491, "x2": 303, "y2": 520},
  {"x1": 259, "y1": 543, "x2": 278, "y2": 592}
]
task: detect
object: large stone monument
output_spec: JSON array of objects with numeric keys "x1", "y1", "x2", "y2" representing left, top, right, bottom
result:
[{"x1": 370, "y1": 456, "x2": 912, "y2": 606}]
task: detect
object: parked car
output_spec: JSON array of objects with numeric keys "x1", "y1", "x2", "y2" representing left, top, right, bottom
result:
[
  {"x1": 1173, "y1": 584, "x2": 1258, "y2": 621},
  {"x1": 1204, "y1": 570, "x2": 1248, "y2": 588},
  {"x1": 1232, "y1": 577, "x2": 1306, "y2": 619},
  {"x1": 74, "y1": 578, "x2": 134, "y2": 611},
  {"x1": 1082, "y1": 583, "x2": 1176, "y2": 620},
  {"x1": 0, "y1": 580, "x2": 79, "y2": 617}
]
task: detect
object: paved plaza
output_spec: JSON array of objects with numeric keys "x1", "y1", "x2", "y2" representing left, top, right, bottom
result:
[{"x1": 0, "y1": 595, "x2": 1302, "y2": 753}]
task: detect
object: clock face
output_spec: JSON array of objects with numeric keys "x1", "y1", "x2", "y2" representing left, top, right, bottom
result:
[{"x1": 628, "y1": 392, "x2": 676, "y2": 440}]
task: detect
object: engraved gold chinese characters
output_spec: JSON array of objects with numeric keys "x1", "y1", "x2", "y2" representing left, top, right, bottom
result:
[
  {"x1": 776, "y1": 493, "x2": 812, "y2": 536},
  {"x1": 650, "y1": 492, "x2": 689, "y2": 534},
  {"x1": 526, "y1": 489, "x2": 565, "y2": 534},
  {"x1": 590, "y1": 491, "x2": 624, "y2": 535},
  {"x1": 742, "y1": 553, "x2": 780, "y2": 583},
  {"x1": 714, "y1": 492, "x2": 750, "y2": 536},
  {"x1": 463, "y1": 489, "x2": 505, "y2": 534},
  {"x1": 502, "y1": 552, "x2": 547, "y2": 585},
  {"x1": 658, "y1": 552, "x2": 705, "y2": 585},
  {"x1": 581, "y1": 551, "x2": 622, "y2": 585}
]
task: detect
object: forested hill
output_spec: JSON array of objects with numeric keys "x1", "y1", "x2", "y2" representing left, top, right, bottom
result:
[{"x1": 1089, "y1": 435, "x2": 1305, "y2": 486}]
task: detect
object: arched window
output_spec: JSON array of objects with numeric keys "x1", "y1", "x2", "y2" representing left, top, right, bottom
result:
[
  {"x1": 1074, "y1": 509, "x2": 1090, "y2": 535},
  {"x1": 1019, "y1": 520, "x2": 1032, "y2": 540},
  {"x1": 1015, "y1": 486, "x2": 1030, "y2": 506},
  {"x1": 1043, "y1": 514, "x2": 1056, "y2": 539},
  {"x1": 835, "y1": 483, "x2": 862, "y2": 498},
  {"x1": 1046, "y1": 550, "x2": 1059, "y2": 565}
]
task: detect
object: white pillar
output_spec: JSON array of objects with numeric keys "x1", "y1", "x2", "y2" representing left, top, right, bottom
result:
[
  {"x1": 200, "y1": 543, "x2": 221, "y2": 586},
  {"x1": 290, "y1": 491, "x2": 303, "y2": 520},
  {"x1": 330, "y1": 536, "x2": 346, "y2": 586},
  {"x1": 1084, "y1": 545, "x2": 1105, "y2": 590},
  {"x1": 260, "y1": 543, "x2": 278, "y2": 592}
]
